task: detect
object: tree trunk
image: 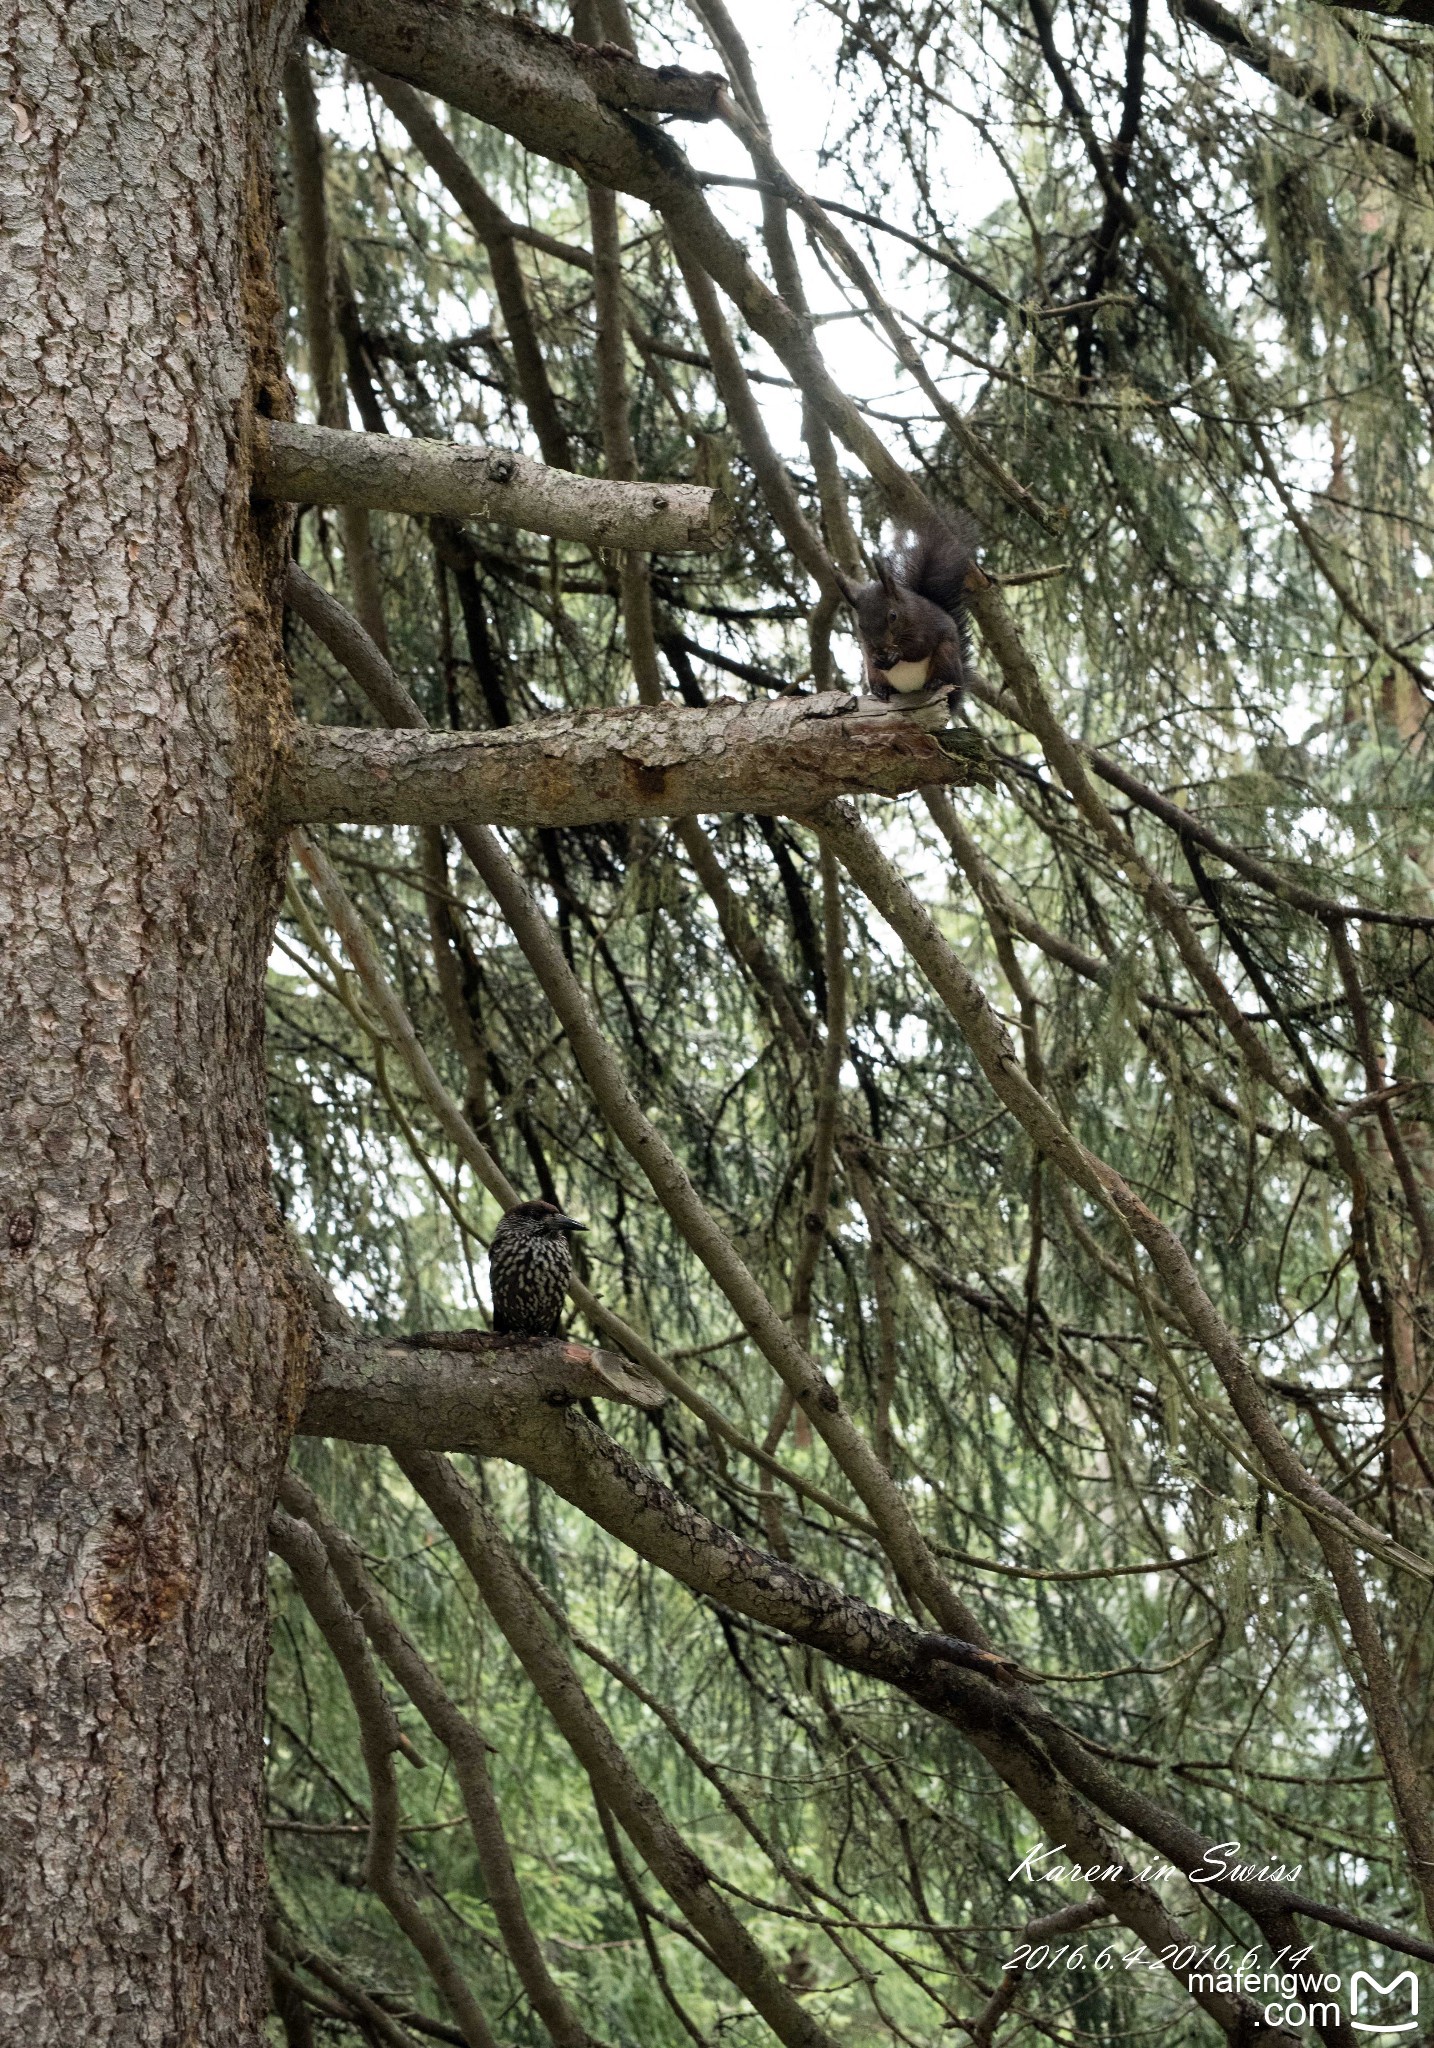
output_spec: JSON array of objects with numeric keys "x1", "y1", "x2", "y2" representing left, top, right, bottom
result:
[{"x1": 0, "y1": 4, "x2": 304, "y2": 2041}]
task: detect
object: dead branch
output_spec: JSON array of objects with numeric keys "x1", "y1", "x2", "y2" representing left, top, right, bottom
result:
[
  {"x1": 275, "y1": 697, "x2": 981, "y2": 829},
  {"x1": 255, "y1": 419, "x2": 724, "y2": 550},
  {"x1": 301, "y1": 1332, "x2": 664, "y2": 1447}
]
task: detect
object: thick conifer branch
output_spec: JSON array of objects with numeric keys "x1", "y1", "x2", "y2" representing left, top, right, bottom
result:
[
  {"x1": 255, "y1": 419, "x2": 725, "y2": 550},
  {"x1": 300, "y1": 1333, "x2": 665, "y2": 1446},
  {"x1": 276, "y1": 697, "x2": 982, "y2": 828},
  {"x1": 311, "y1": 0, "x2": 729, "y2": 127}
]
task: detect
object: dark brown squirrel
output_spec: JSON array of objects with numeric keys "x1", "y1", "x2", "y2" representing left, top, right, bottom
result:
[{"x1": 839, "y1": 513, "x2": 978, "y2": 704}]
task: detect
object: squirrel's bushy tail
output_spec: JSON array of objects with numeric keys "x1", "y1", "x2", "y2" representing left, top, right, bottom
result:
[{"x1": 898, "y1": 511, "x2": 979, "y2": 619}]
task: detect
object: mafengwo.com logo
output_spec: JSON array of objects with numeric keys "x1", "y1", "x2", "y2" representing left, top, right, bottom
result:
[
  {"x1": 1348, "y1": 1969, "x2": 1419, "y2": 2035},
  {"x1": 1254, "y1": 1965, "x2": 1420, "y2": 2034}
]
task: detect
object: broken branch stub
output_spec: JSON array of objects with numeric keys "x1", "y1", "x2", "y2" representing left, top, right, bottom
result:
[
  {"x1": 301, "y1": 1335, "x2": 665, "y2": 1451},
  {"x1": 275, "y1": 698, "x2": 988, "y2": 829},
  {"x1": 254, "y1": 419, "x2": 726, "y2": 551}
]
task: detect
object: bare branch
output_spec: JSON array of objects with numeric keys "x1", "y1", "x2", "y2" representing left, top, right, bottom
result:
[
  {"x1": 672, "y1": 247, "x2": 839, "y2": 599},
  {"x1": 284, "y1": 52, "x2": 347, "y2": 430},
  {"x1": 681, "y1": 0, "x2": 865, "y2": 579},
  {"x1": 309, "y1": 0, "x2": 731, "y2": 130},
  {"x1": 256, "y1": 419, "x2": 725, "y2": 550},
  {"x1": 391, "y1": 7, "x2": 731, "y2": 121},
  {"x1": 300, "y1": 1332, "x2": 665, "y2": 1447},
  {"x1": 275, "y1": 698, "x2": 984, "y2": 828},
  {"x1": 581, "y1": 128, "x2": 666, "y2": 705}
]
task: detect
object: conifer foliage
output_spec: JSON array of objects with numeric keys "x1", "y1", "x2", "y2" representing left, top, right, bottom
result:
[{"x1": 266, "y1": 3, "x2": 1434, "y2": 2042}]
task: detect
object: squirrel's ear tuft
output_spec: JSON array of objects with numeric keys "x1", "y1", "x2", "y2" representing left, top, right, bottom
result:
[{"x1": 877, "y1": 558, "x2": 899, "y2": 597}]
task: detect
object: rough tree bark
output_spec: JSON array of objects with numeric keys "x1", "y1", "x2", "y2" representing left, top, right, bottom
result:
[
  {"x1": 255, "y1": 418, "x2": 725, "y2": 549},
  {"x1": 0, "y1": 3, "x2": 306, "y2": 2042},
  {"x1": 277, "y1": 701, "x2": 982, "y2": 828}
]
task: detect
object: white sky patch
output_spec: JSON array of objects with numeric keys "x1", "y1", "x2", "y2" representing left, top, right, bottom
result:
[{"x1": 655, "y1": 0, "x2": 1007, "y2": 469}]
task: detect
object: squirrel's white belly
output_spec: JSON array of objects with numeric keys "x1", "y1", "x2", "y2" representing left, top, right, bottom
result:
[{"x1": 882, "y1": 656, "x2": 933, "y2": 693}]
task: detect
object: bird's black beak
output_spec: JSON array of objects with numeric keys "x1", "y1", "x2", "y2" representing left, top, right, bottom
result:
[{"x1": 561, "y1": 1217, "x2": 587, "y2": 1233}]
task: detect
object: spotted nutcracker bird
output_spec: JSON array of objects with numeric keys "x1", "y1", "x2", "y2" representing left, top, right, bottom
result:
[{"x1": 488, "y1": 1200, "x2": 587, "y2": 1337}]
